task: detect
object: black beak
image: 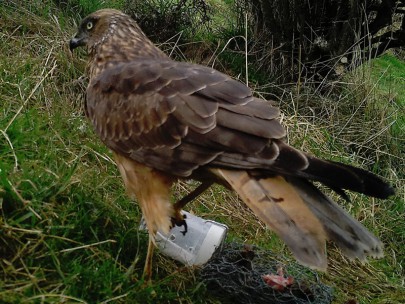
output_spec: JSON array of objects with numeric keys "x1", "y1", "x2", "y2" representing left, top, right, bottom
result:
[{"x1": 69, "y1": 35, "x2": 85, "y2": 51}]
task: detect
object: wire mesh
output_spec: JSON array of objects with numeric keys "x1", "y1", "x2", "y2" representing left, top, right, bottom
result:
[{"x1": 200, "y1": 242, "x2": 333, "y2": 304}]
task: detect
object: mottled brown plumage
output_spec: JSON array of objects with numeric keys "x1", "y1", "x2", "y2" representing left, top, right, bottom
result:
[{"x1": 70, "y1": 9, "x2": 394, "y2": 277}]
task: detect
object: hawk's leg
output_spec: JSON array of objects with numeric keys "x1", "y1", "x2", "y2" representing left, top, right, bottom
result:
[
  {"x1": 173, "y1": 181, "x2": 213, "y2": 211},
  {"x1": 171, "y1": 182, "x2": 212, "y2": 235},
  {"x1": 143, "y1": 236, "x2": 154, "y2": 283},
  {"x1": 113, "y1": 154, "x2": 176, "y2": 284}
]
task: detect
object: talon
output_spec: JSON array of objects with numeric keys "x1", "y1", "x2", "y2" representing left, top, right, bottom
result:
[{"x1": 171, "y1": 214, "x2": 188, "y2": 236}]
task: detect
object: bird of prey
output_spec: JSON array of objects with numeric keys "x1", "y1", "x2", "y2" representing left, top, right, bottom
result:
[{"x1": 70, "y1": 9, "x2": 394, "y2": 280}]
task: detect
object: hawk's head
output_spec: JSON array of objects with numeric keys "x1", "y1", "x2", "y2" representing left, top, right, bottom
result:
[
  {"x1": 69, "y1": 9, "x2": 126, "y2": 52},
  {"x1": 69, "y1": 9, "x2": 164, "y2": 62}
]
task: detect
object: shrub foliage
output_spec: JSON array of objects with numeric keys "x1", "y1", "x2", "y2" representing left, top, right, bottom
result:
[{"x1": 239, "y1": 0, "x2": 405, "y2": 81}]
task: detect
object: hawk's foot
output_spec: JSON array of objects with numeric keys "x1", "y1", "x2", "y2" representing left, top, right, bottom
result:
[{"x1": 170, "y1": 213, "x2": 188, "y2": 236}]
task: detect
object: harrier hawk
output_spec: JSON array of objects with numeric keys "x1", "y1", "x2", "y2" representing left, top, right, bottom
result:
[{"x1": 70, "y1": 9, "x2": 394, "y2": 280}]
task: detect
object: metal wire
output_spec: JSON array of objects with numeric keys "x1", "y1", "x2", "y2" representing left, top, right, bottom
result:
[{"x1": 200, "y1": 242, "x2": 333, "y2": 304}]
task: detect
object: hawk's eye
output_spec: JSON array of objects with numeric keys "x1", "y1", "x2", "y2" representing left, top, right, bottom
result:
[{"x1": 86, "y1": 21, "x2": 93, "y2": 30}]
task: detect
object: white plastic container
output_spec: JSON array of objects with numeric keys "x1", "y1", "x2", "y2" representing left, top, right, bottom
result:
[{"x1": 140, "y1": 211, "x2": 228, "y2": 266}]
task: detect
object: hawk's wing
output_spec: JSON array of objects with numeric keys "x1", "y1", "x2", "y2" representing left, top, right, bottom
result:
[{"x1": 86, "y1": 59, "x2": 305, "y2": 177}]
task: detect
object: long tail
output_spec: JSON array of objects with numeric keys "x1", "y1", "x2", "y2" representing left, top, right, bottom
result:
[
  {"x1": 273, "y1": 142, "x2": 395, "y2": 199},
  {"x1": 212, "y1": 168, "x2": 386, "y2": 271},
  {"x1": 288, "y1": 177, "x2": 383, "y2": 260},
  {"x1": 301, "y1": 155, "x2": 395, "y2": 199}
]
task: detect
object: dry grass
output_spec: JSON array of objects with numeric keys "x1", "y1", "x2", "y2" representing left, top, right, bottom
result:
[{"x1": 0, "y1": 1, "x2": 404, "y2": 303}]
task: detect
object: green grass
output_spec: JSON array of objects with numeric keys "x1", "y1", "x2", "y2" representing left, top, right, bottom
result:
[
  {"x1": 371, "y1": 53, "x2": 405, "y2": 104},
  {"x1": 1, "y1": 1, "x2": 404, "y2": 303},
  {"x1": 369, "y1": 53, "x2": 405, "y2": 141}
]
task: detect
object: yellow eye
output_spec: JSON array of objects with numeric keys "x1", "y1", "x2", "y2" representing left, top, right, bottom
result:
[{"x1": 86, "y1": 21, "x2": 93, "y2": 30}]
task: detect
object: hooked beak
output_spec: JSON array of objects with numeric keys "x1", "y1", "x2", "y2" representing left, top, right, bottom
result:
[{"x1": 69, "y1": 34, "x2": 86, "y2": 51}]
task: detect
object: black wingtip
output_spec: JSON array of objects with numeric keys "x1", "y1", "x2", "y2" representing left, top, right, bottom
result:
[
  {"x1": 370, "y1": 181, "x2": 395, "y2": 199},
  {"x1": 303, "y1": 156, "x2": 395, "y2": 199},
  {"x1": 351, "y1": 165, "x2": 395, "y2": 199}
]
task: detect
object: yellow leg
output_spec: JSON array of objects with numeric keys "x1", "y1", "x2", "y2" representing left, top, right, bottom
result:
[{"x1": 143, "y1": 235, "x2": 154, "y2": 283}]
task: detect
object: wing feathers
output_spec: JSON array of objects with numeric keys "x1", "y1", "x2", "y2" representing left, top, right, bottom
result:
[
  {"x1": 216, "y1": 108, "x2": 285, "y2": 139},
  {"x1": 220, "y1": 98, "x2": 280, "y2": 120},
  {"x1": 183, "y1": 94, "x2": 218, "y2": 118},
  {"x1": 199, "y1": 79, "x2": 252, "y2": 105},
  {"x1": 271, "y1": 141, "x2": 309, "y2": 172},
  {"x1": 89, "y1": 60, "x2": 394, "y2": 201}
]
